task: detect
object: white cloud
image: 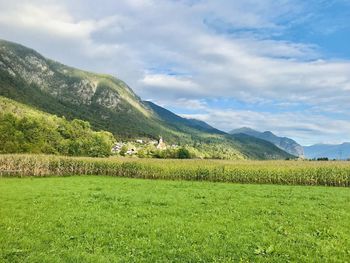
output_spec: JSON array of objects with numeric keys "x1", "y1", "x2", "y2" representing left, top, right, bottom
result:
[
  {"x1": 141, "y1": 74, "x2": 199, "y2": 90},
  {"x1": 150, "y1": 98, "x2": 207, "y2": 111},
  {"x1": 0, "y1": 0, "x2": 350, "y2": 144},
  {"x1": 0, "y1": 3, "x2": 93, "y2": 40}
]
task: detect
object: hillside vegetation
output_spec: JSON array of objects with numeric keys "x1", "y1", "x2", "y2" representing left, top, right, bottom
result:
[
  {"x1": 0, "y1": 97, "x2": 114, "y2": 157},
  {"x1": 0, "y1": 39, "x2": 293, "y2": 160}
]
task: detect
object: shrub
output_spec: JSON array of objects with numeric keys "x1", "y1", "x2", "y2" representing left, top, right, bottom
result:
[{"x1": 177, "y1": 147, "x2": 191, "y2": 159}]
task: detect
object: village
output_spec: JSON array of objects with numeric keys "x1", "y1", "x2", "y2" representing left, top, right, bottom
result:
[{"x1": 111, "y1": 137, "x2": 179, "y2": 157}]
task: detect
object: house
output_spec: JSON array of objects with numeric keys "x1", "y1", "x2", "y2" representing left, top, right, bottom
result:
[
  {"x1": 126, "y1": 148, "x2": 137, "y2": 155},
  {"x1": 111, "y1": 142, "x2": 124, "y2": 153},
  {"x1": 156, "y1": 137, "x2": 167, "y2": 150}
]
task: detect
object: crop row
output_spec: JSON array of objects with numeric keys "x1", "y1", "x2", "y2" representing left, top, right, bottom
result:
[{"x1": 0, "y1": 154, "x2": 350, "y2": 186}]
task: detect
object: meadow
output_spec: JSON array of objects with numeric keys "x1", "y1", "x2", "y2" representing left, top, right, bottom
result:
[
  {"x1": 1, "y1": 154, "x2": 350, "y2": 186},
  {"x1": 1, "y1": 154, "x2": 349, "y2": 261},
  {"x1": 0, "y1": 176, "x2": 349, "y2": 262}
]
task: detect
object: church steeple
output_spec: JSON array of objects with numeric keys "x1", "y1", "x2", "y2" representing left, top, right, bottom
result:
[{"x1": 156, "y1": 136, "x2": 166, "y2": 150}]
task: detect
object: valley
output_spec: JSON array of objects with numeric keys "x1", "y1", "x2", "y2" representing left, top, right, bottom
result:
[
  {"x1": 0, "y1": 27, "x2": 349, "y2": 263},
  {"x1": 0, "y1": 39, "x2": 293, "y2": 160}
]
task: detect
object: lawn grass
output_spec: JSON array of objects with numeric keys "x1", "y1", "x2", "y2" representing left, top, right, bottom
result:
[{"x1": 0, "y1": 177, "x2": 349, "y2": 262}]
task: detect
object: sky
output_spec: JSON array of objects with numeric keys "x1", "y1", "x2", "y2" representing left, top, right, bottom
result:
[{"x1": 0, "y1": 0, "x2": 350, "y2": 145}]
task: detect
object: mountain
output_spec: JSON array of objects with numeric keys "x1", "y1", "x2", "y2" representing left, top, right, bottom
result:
[
  {"x1": 230, "y1": 127, "x2": 262, "y2": 138},
  {"x1": 143, "y1": 101, "x2": 224, "y2": 134},
  {"x1": 0, "y1": 39, "x2": 293, "y2": 160},
  {"x1": 230, "y1": 127, "x2": 304, "y2": 157},
  {"x1": 144, "y1": 101, "x2": 293, "y2": 159},
  {"x1": 0, "y1": 39, "x2": 169, "y2": 140},
  {"x1": 304, "y1": 143, "x2": 350, "y2": 160}
]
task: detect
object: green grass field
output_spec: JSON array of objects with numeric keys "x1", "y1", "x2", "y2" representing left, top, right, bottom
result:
[{"x1": 1, "y1": 176, "x2": 349, "y2": 262}]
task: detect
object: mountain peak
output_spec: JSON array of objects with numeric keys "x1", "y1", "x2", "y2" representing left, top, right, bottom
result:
[{"x1": 230, "y1": 127, "x2": 259, "y2": 134}]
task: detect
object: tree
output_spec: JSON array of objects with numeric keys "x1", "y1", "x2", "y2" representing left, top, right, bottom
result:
[
  {"x1": 177, "y1": 147, "x2": 191, "y2": 159},
  {"x1": 120, "y1": 145, "x2": 128, "y2": 156},
  {"x1": 87, "y1": 132, "x2": 115, "y2": 157},
  {"x1": 0, "y1": 105, "x2": 115, "y2": 157}
]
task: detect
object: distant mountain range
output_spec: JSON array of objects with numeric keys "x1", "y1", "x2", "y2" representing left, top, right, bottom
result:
[
  {"x1": 0, "y1": 39, "x2": 293, "y2": 160},
  {"x1": 230, "y1": 127, "x2": 304, "y2": 157},
  {"x1": 304, "y1": 143, "x2": 350, "y2": 160},
  {"x1": 229, "y1": 127, "x2": 350, "y2": 160}
]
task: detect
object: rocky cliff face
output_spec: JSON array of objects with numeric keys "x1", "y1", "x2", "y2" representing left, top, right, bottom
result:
[
  {"x1": 0, "y1": 40, "x2": 149, "y2": 113},
  {"x1": 0, "y1": 39, "x2": 164, "y2": 138},
  {"x1": 259, "y1": 131, "x2": 304, "y2": 157}
]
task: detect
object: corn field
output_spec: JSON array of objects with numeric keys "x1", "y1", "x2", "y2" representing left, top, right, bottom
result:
[{"x1": 0, "y1": 154, "x2": 350, "y2": 186}]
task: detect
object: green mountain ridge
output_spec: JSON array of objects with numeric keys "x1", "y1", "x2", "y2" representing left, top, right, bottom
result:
[
  {"x1": 143, "y1": 101, "x2": 225, "y2": 135},
  {"x1": 230, "y1": 127, "x2": 304, "y2": 157},
  {"x1": 0, "y1": 39, "x2": 293, "y2": 160}
]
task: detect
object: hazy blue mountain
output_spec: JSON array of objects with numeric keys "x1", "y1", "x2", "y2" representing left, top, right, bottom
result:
[
  {"x1": 230, "y1": 127, "x2": 304, "y2": 157},
  {"x1": 304, "y1": 143, "x2": 350, "y2": 160}
]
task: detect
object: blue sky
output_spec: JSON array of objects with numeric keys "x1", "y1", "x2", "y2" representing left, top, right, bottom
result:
[
  {"x1": 274, "y1": 1, "x2": 350, "y2": 59},
  {"x1": 0, "y1": 0, "x2": 350, "y2": 145}
]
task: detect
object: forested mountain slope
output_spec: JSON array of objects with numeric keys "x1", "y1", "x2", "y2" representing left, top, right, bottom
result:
[{"x1": 0, "y1": 39, "x2": 293, "y2": 160}]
